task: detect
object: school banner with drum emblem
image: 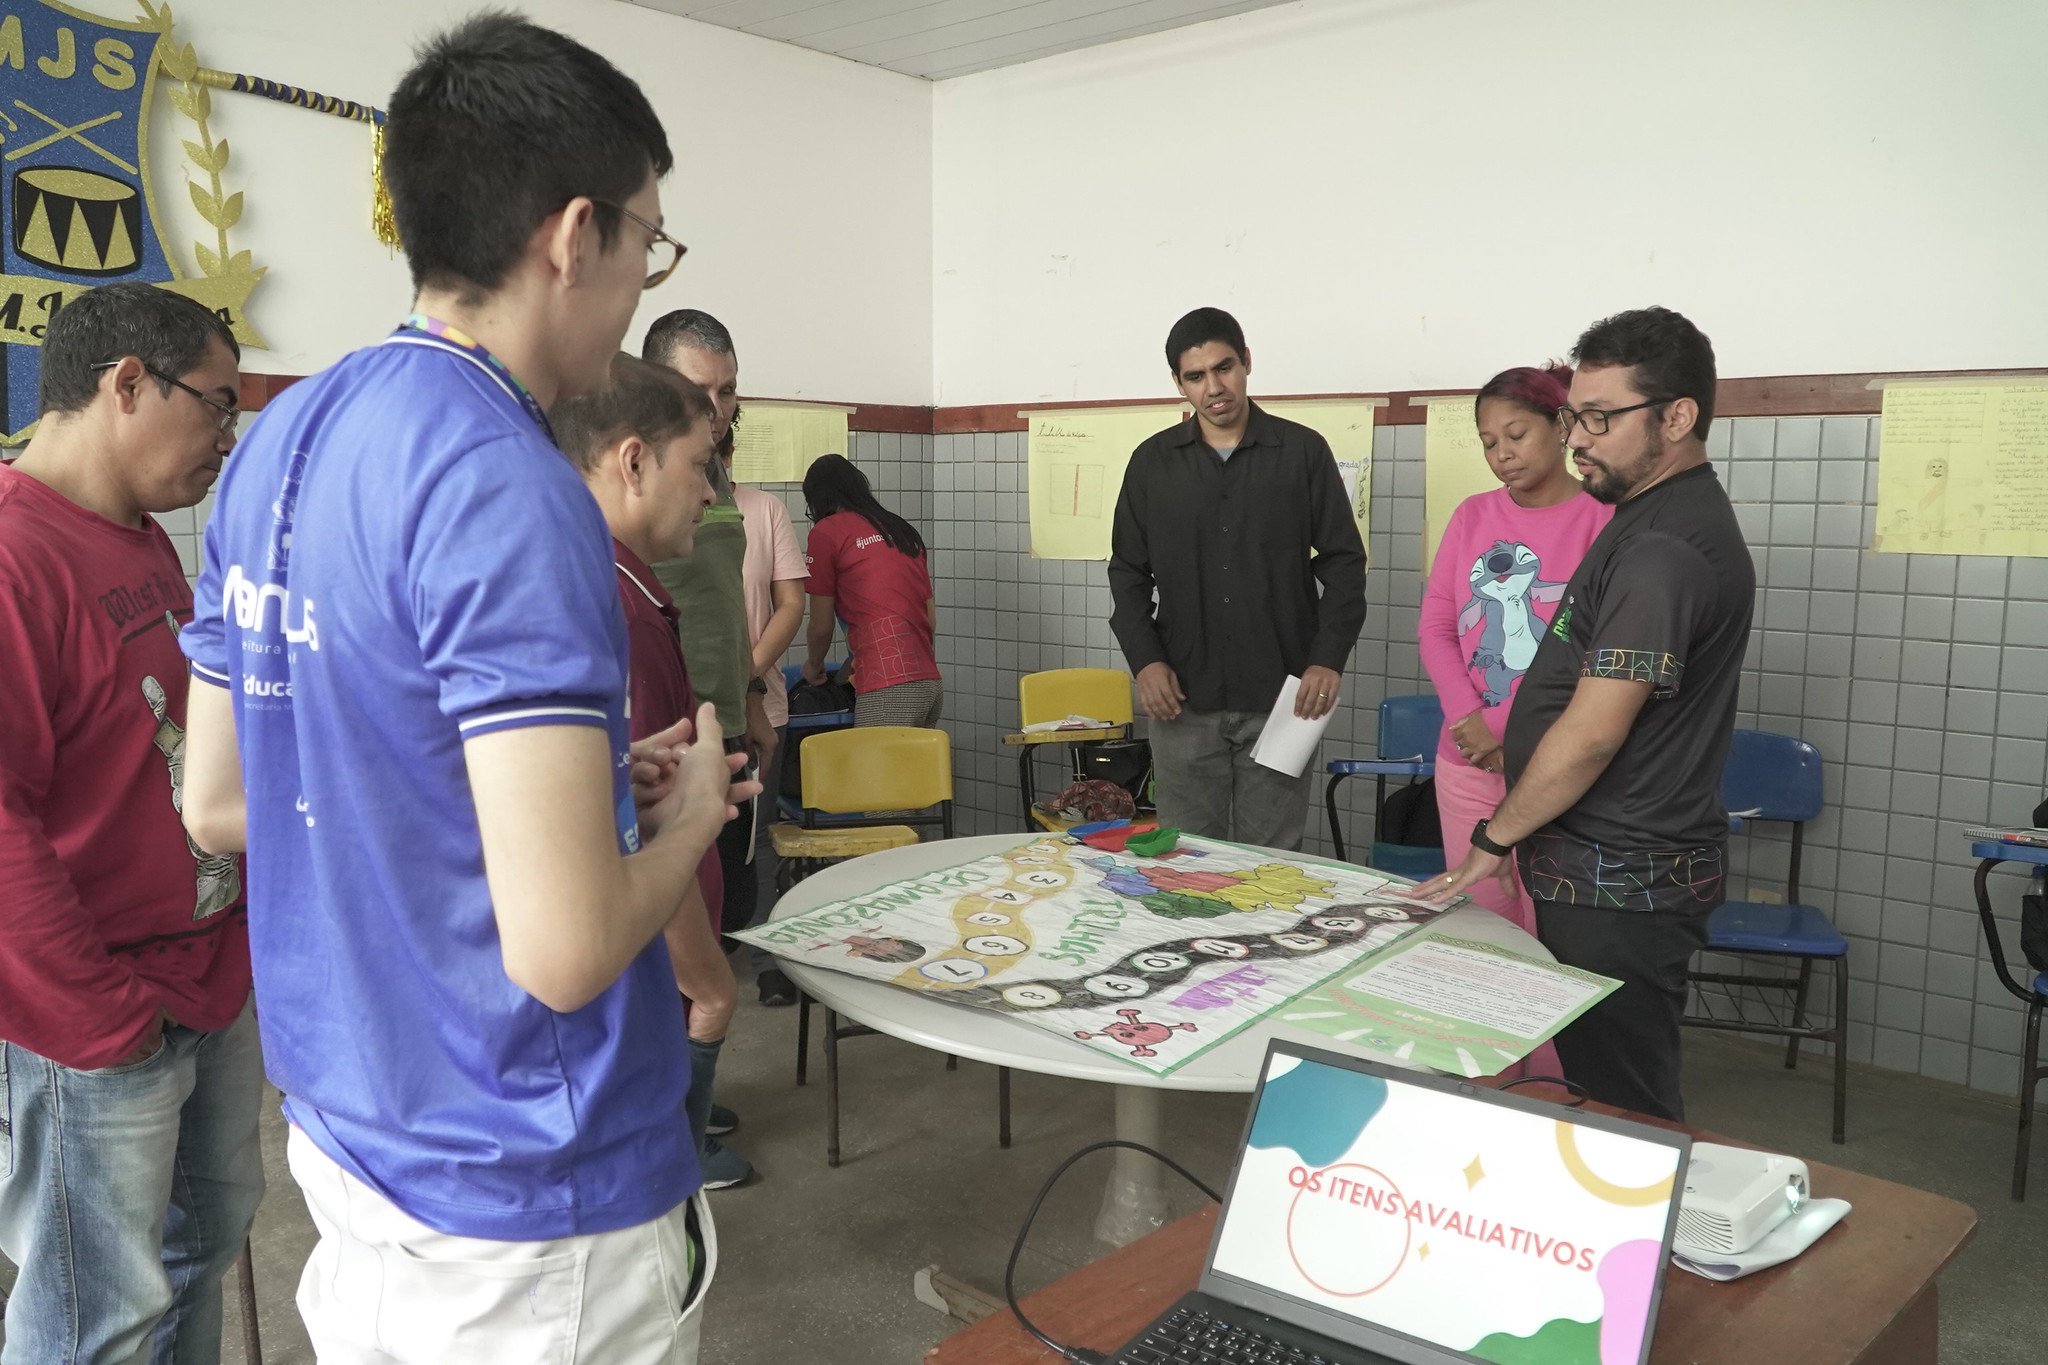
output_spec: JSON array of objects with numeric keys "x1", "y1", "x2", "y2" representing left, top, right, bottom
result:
[{"x1": 2, "y1": 0, "x2": 263, "y2": 444}]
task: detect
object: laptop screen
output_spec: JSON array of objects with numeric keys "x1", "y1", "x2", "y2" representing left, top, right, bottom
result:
[{"x1": 1207, "y1": 1047, "x2": 1686, "y2": 1365}]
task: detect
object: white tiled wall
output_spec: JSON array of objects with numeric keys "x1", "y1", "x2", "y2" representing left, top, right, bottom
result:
[
  {"x1": 156, "y1": 492, "x2": 213, "y2": 587},
  {"x1": 906, "y1": 415, "x2": 2048, "y2": 1105},
  {"x1": 172, "y1": 414, "x2": 2048, "y2": 1103}
]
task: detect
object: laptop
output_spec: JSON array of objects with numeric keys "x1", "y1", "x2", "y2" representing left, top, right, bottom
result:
[{"x1": 1110, "y1": 1042, "x2": 1691, "y2": 1365}]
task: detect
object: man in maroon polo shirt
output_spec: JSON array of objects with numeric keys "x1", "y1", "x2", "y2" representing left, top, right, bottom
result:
[{"x1": 552, "y1": 353, "x2": 743, "y2": 1159}]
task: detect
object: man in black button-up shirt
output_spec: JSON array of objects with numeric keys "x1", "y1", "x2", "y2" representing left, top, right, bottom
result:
[{"x1": 1108, "y1": 308, "x2": 1368, "y2": 850}]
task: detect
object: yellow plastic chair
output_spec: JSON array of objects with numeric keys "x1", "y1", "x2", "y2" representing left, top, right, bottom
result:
[
  {"x1": 770, "y1": 725, "x2": 954, "y2": 884},
  {"x1": 767, "y1": 727, "x2": 1002, "y2": 1164},
  {"x1": 1008, "y1": 668, "x2": 1135, "y2": 831}
]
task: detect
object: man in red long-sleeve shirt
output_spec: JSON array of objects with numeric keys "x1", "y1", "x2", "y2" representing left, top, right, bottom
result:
[{"x1": 0, "y1": 284, "x2": 262, "y2": 1363}]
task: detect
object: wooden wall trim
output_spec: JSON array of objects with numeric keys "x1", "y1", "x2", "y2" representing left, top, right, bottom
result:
[
  {"x1": 936, "y1": 368, "x2": 2048, "y2": 433},
  {"x1": 846, "y1": 402, "x2": 934, "y2": 434},
  {"x1": 237, "y1": 367, "x2": 2046, "y2": 435}
]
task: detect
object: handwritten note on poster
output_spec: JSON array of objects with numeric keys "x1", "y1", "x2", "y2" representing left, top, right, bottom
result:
[
  {"x1": 1265, "y1": 399, "x2": 1379, "y2": 543},
  {"x1": 1875, "y1": 382, "x2": 2048, "y2": 558},
  {"x1": 730, "y1": 403, "x2": 852, "y2": 484},
  {"x1": 1026, "y1": 406, "x2": 1186, "y2": 560}
]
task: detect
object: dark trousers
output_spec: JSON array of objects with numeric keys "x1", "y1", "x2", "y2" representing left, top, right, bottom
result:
[
  {"x1": 715, "y1": 794, "x2": 757, "y2": 947},
  {"x1": 684, "y1": 1036, "x2": 724, "y2": 1154},
  {"x1": 1534, "y1": 900, "x2": 1711, "y2": 1122}
]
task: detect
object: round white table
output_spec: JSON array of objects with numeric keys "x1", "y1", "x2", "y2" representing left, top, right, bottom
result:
[{"x1": 770, "y1": 833, "x2": 1555, "y2": 1245}]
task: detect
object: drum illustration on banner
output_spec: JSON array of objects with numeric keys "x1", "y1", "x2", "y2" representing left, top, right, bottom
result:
[{"x1": 2, "y1": 0, "x2": 265, "y2": 445}]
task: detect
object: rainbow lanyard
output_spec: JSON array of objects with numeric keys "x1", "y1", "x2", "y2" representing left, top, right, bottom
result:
[{"x1": 392, "y1": 313, "x2": 552, "y2": 439}]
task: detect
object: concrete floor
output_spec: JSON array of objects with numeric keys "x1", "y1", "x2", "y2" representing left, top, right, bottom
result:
[{"x1": 5, "y1": 1010, "x2": 2044, "y2": 1362}]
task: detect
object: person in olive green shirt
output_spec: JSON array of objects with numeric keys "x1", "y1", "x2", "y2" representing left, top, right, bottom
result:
[
  {"x1": 653, "y1": 462, "x2": 752, "y2": 741},
  {"x1": 644, "y1": 310, "x2": 764, "y2": 1193}
]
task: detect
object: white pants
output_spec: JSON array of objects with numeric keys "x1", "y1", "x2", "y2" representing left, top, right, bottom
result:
[{"x1": 287, "y1": 1126, "x2": 715, "y2": 1364}]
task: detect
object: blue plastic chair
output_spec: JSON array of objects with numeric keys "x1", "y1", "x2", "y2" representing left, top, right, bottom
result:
[
  {"x1": 783, "y1": 662, "x2": 854, "y2": 732},
  {"x1": 1685, "y1": 729, "x2": 1850, "y2": 1143},
  {"x1": 1965, "y1": 839, "x2": 2048, "y2": 1199},
  {"x1": 1324, "y1": 695, "x2": 1444, "y2": 873}
]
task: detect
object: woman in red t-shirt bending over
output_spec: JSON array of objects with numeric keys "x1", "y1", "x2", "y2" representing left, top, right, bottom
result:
[{"x1": 800, "y1": 454, "x2": 942, "y2": 727}]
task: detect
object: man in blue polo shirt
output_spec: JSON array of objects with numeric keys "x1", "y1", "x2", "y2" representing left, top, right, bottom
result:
[{"x1": 177, "y1": 16, "x2": 749, "y2": 1362}]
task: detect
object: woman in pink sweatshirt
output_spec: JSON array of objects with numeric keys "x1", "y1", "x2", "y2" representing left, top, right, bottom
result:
[{"x1": 1419, "y1": 364, "x2": 1612, "y2": 993}]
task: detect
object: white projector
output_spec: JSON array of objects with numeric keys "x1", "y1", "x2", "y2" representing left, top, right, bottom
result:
[{"x1": 1674, "y1": 1142, "x2": 1810, "y2": 1256}]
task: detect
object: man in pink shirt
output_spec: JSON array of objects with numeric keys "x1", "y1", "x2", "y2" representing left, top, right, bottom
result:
[{"x1": 734, "y1": 473, "x2": 809, "y2": 1004}]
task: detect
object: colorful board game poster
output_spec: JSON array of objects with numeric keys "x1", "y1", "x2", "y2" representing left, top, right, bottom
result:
[{"x1": 737, "y1": 835, "x2": 1456, "y2": 1076}]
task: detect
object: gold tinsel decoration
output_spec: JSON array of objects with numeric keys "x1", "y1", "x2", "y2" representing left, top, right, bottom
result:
[
  {"x1": 371, "y1": 123, "x2": 400, "y2": 250},
  {"x1": 180, "y1": 61, "x2": 395, "y2": 250}
]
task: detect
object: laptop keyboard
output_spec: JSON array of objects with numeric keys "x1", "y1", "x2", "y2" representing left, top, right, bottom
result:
[{"x1": 1116, "y1": 1305, "x2": 1337, "y2": 1364}]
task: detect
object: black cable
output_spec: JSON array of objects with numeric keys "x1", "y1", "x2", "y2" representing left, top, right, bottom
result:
[
  {"x1": 1004, "y1": 1139, "x2": 1222, "y2": 1364},
  {"x1": 1497, "y1": 1073, "x2": 1590, "y2": 1107}
]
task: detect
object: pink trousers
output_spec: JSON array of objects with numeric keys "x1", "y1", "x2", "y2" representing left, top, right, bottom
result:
[{"x1": 1432, "y1": 754, "x2": 1564, "y2": 1081}]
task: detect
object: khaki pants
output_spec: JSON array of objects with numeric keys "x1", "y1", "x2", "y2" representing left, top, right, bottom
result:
[{"x1": 287, "y1": 1126, "x2": 715, "y2": 1364}]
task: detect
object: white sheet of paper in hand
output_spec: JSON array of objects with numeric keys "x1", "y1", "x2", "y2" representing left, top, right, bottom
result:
[{"x1": 1251, "y1": 675, "x2": 1335, "y2": 777}]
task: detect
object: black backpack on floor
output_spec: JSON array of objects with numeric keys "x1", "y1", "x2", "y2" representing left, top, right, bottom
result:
[{"x1": 1379, "y1": 777, "x2": 1442, "y2": 850}]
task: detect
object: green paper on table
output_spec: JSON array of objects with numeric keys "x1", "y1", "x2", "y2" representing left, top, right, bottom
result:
[
  {"x1": 1275, "y1": 933, "x2": 1620, "y2": 1078},
  {"x1": 1124, "y1": 825, "x2": 1180, "y2": 856}
]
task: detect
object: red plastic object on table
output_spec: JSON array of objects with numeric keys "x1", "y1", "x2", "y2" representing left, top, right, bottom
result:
[{"x1": 1078, "y1": 821, "x2": 1160, "y2": 852}]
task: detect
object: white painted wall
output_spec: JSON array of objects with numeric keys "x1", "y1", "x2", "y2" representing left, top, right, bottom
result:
[
  {"x1": 148, "y1": 0, "x2": 933, "y2": 402},
  {"x1": 931, "y1": 0, "x2": 2048, "y2": 406}
]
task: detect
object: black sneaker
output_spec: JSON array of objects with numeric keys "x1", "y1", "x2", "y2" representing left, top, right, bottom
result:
[
  {"x1": 700, "y1": 1136, "x2": 755, "y2": 1190},
  {"x1": 707, "y1": 1104, "x2": 738, "y2": 1137},
  {"x1": 757, "y1": 968, "x2": 797, "y2": 1008}
]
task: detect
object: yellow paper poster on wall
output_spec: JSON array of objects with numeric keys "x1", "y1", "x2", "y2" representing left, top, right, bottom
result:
[
  {"x1": 730, "y1": 402, "x2": 852, "y2": 484},
  {"x1": 1874, "y1": 382, "x2": 2048, "y2": 558},
  {"x1": 1265, "y1": 399, "x2": 1378, "y2": 544},
  {"x1": 1423, "y1": 397, "x2": 1498, "y2": 572},
  {"x1": 1026, "y1": 406, "x2": 1187, "y2": 560}
]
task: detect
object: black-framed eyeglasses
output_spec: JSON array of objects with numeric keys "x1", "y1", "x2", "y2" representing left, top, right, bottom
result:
[
  {"x1": 595, "y1": 199, "x2": 688, "y2": 290},
  {"x1": 92, "y1": 360, "x2": 240, "y2": 436},
  {"x1": 1557, "y1": 398, "x2": 1667, "y2": 437}
]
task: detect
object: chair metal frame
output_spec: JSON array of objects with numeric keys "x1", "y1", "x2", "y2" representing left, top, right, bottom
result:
[
  {"x1": 1683, "y1": 730, "x2": 1850, "y2": 1144},
  {"x1": 771, "y1": 727, "x2": 1009, "y2": 1167},
  {"x1": 235, "y1": 1240, "x2": 263, "y2": 1362},
  {"x1": 1967, "y1": 846, "x2": 2048, "y2": 1199},
  {"x1": 1324, "y1": 695, "x2": 1441, "y2": 863}
]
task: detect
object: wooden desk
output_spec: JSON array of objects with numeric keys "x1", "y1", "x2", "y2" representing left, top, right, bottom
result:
[
  {"x1": 1968, "y1": 839, "x2": 2048, "y2": 1199},
  {"x1": 1001, "y1": 726, "x2": 1129, "y2": 747},
  {"x1": 926, "y1": 1126, "x2": 1978, "y2": 1365}
]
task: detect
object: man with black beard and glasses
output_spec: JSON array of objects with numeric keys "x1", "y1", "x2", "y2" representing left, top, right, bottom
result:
[{"x1": 1421, "y1": 307, "x2": 1750, "y2": 1123}]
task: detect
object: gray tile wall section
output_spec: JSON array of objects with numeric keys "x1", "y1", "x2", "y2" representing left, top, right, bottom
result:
[
  {"x1": 167, "y1": 418, "x2": 2047, "y2": 1104},
  {"x1": 909, "y1": 416, "x2": 2047, "y2": 1106}
]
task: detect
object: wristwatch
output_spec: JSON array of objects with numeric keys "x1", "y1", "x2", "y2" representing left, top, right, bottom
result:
[
  {"x1": 747, "y1": 677, "x2": 769, "y2": 695},
  {"x1": 1471, "y1": 819, "x2": 1515, "y2": 857}
]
